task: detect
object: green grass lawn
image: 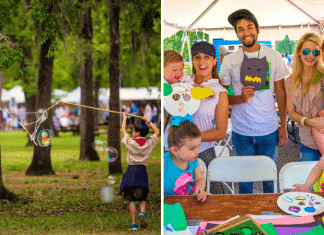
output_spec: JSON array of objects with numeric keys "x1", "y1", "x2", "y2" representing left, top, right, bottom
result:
[{"x1": 0, "y1": 130, "x2": 161, "y2": 234}]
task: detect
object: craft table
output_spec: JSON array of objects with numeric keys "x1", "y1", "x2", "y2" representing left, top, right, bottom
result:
[{"x1": 164, "y1": 193, "x2": 324, "y2": 221}]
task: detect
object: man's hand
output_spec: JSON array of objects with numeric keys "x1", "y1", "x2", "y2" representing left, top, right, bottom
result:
[
  {"x1": 278, "y1": 127, "x2": 288, "y2": 147},
  {"x1": 241, "y1": 86, "x2": 255, "y2": 102}
]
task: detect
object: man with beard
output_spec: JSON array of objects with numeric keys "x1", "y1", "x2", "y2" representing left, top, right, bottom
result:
[{"x1": 219, "y1": 9, "x2": 288, "y2": 194}]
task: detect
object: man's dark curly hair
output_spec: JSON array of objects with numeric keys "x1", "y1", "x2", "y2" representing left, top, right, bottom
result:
[{"x1": 228, "y1": 9, "x2": 259, "y2": 34}]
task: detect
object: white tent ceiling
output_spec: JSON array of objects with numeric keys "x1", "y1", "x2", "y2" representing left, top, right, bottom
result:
[{"x1": 164, "y1": 0, "x2": 324, "y2": 41}]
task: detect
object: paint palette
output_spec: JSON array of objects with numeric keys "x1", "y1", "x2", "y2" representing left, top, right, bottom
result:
[{"x1": 277, "y1": 192, "x2": 324, "y2": 216}]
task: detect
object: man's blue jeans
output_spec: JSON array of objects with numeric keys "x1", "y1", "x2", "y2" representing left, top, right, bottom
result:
[
  {"x1": 232, "y1": 130, "x2": 279, "y2": 194},
  {"x1": 299, "y1": 144, "x2": 321, "y2": 161}
]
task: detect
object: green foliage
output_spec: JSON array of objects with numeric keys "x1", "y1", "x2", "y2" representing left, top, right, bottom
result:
[
  {"x1": 164, "y1": 30, "x2": 210, "y2": 61},
  {"x1": 275, "y1": 35, "x2": 297, "y2": 55},
  {"x1": 119, "y1": 0, "x2": 161, "y2": 88},
  {"x1": 0, "y1": 45, "x2": 23, "y2": 72}
]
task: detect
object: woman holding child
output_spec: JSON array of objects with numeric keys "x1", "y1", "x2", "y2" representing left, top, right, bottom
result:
[
  {"x1": 285, "y1": 32, "x2": 324, "y2": 162},
  {"x1": 163, "y1": 41, "x2": 229, "y2": 197},
  {"x1": 190, "y1": 41, "x2": 229, "y2": 168}
]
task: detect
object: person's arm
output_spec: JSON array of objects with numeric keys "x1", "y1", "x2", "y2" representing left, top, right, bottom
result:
[
  {"x1": 274, "y1": 79, "x2": 288, "y2": 147},
  {"x1": 292, "y1": 157, "x2": 324, "y2": 192},
  {"x1": 223, "y1": 85, "x2": 255, "y2": 105},
  {"x1": 193, "y1": 163, "x2": 207, "y2": 202},
  {"x1": 121, "y1": 112, "x2": 128, "y2": 136},
  {"x1": 200, "y1": 91, "x2": 228, "y2": 142},
  {"x1": 285, "y1": 78, "x2": 324, "y2": 132},
  {"x1": 142, "y1": 116, "x2": 160, "y2": 137}
]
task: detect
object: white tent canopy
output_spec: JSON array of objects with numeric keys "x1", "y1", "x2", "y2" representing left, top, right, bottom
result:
[
  {"x1": 61, "y1": 87, "x2": 161, "y2": 104},
  {"x1": 7, "y1": 85, "x2": 25, "y2": 103},
  {"x1": 164, "y1": 0, "x2": 324, "y2": 41}
]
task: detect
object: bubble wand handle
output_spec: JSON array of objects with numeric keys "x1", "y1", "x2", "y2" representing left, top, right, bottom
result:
[{"x1": 58, "y1": 101, "x2": 142, "y2": 118}]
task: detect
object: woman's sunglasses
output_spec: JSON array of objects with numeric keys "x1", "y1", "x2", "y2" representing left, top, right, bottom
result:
[{"x1": 302, "y1": 48, "x2": 320, "y2": 57}]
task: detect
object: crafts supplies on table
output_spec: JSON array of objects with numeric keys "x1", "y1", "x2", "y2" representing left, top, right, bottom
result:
[
  {"x1": 277, "y1": 192, "x2": 324, "y2": 216},
  {"x1": 197, "y1": 214, "x2": 268, "y2": 235}
]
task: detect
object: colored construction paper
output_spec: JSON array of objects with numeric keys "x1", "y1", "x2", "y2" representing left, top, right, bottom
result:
[
  {"x1": 260, "y1": 223, "x2": 279, "y2": 235},
  {"x1": 274, "y1": 217, "x2": 323, "y2": 228},
  {"x1": 164, "y1": 203, "x2": 187, "y2": 231},
  {"x1": 204, "y1": 215, "x2": 315, "y2": 230},
  {"x1": 274, "y1": 226, "x2": 316, "y2": 234},
  {"x1": 292, "y1": 224, "x2": 324, "y2": 235}
]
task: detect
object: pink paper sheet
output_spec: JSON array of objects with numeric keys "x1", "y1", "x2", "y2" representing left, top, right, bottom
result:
[{"x1": 198, "y1": 215, "x2": 315, "y2": 229}]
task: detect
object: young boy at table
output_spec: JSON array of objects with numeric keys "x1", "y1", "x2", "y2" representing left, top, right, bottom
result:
[{"x1": 119, "y1": 112, "x2": 160, "y2": 230}]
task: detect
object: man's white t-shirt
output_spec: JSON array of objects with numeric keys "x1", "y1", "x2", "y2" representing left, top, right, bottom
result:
[{"x1": 220, "y1": 45, "x2": 289, "y2": 136}]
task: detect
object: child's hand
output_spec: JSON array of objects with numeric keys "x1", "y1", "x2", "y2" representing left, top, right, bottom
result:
[
  {"x1": 141, "y1": 116, "x2": 151, "y2": 123},
  {"x1": 291, "y1": 184, "x2": 312, "y2": 192},
  {"x1": 192, "y1": 83, "x2": 203, "y2": 88},
  {"x1": 193, "y1": 188, "x2": 207, "y2": 202}
]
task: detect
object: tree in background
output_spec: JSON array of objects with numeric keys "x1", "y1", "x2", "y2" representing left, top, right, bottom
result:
[
  {"x1": 107, "y1": 0, "x2": 122, "y2": 174},
  {"x1": 78, "y1": 0, "x2": 99, "y2": 161},
  {"x1": 276, "y1": 35, "x2": 297, "y2": 55},
  {"x1": 164, "y1": 30, "x2": 209, "y2": 61}
]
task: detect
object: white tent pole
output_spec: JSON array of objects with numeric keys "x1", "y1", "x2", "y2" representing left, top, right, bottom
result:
[
  {"x1": 285, "y1": 0, "x2": 320, "y2": 24},
  {"x1": 186, "y1": 31, "x2": 192, "y2": 71},
  {"x1": 180, "y1": 29, "x2": 187, "y2": 55},
  {"x1": 188, "y1": 0, "x2": 220, "y2": 30}
]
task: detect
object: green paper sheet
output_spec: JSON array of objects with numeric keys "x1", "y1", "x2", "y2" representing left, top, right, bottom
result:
[
  {"x1": 164, "y1": 203, "x2": 187, "y2": 231},
  {"x1": 260, "y1": 223, "x2": 279, "y2": 235},
  {"x1": 293, "y1": 224, "x2": 324, "y2": 235}
]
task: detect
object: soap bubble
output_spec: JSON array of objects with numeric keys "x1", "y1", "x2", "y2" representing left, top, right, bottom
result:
[
  {"x1": 108, "y1": 175, "x2": 116, "y2": 184},
  {"x1": 106, "y1": 147, "x2": 118, "y2": 162},
  {"x1": 37, "y1": 129, "x2": 54, "y2": 147},
  {"x1": 92, "y1": 139, "x2": 107, "y2": 152},
  {"x1": 36, "y1": 109, "x2": 48, "y2": 123},
  {"x1": 100, "y1": 185, "x2": 114, "y2": 203}
]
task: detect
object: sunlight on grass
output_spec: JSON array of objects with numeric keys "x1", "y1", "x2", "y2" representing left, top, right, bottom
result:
[{"x1": 0, "y1": 130, "x2": 161, "y2": 234}]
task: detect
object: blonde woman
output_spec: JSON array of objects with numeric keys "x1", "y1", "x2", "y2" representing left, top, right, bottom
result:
[{"x1": 285, "y1": 32, "x2": 324, "y2": 161}]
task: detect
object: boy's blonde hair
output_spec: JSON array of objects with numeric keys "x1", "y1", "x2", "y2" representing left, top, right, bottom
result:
[
  {"x1": 290, "y1": 32, "x2": 324, "y2": 96},
  {"x1": 164, "y1": 50, "x2": 183, "y2": 68}
]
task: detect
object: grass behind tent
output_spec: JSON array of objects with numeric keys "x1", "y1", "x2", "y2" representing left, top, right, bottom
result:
[{"x1": 0, "y1": 131, "x2": 161, "y2": 234}]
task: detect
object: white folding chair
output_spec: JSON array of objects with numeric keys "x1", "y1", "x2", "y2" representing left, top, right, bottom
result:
[
  {"x1": 214, "y1": 146, "x2": 230, "y2": 158},
  {"x1": 216, "y1": 118, "x2": 233, "y2": 150},
  {"x1": 279, "y1": 161, "x2": 318, "y2": 193},
  {"x1": 206, "y1": 156, "x2": 278, "y2": 194},
  {"x1": 198, "y1": 158, "x2": 207, "y2": 180}
]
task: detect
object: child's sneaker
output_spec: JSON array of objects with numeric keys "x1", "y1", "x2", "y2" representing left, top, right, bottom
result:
[
  {"x1": 129, "y1": 224, "x2": 138, "y2": 230},
  {"x1": 138, "y1": 212, "x2": 148, "y2": 228}
]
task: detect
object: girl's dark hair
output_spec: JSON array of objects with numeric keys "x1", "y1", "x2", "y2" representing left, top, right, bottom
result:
[
  {"x1": 168, "y1": 122, "x2": 201, "y2": 149},
  {"x1": 134, "y1": 120, "x2": 149, "y2": 137}
]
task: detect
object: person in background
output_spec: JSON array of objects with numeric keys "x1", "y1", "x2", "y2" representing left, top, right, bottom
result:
[{"x1": 152, "y1": 104, "x2": 158, "y2": 124}]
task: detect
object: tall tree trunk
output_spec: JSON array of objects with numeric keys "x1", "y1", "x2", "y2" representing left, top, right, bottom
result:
[
  {"x1": 108, "y1": 0, "x2": 122, "y2": 174},
  {"x1": 24, "y1": 95, "x2": 36, "y2": 146},
  {"x1": 20, "y1": 45, "x2": 37, "y2": 146},
  {"x1": 94, "y1": 59, "x2": 102, "y2": 125},
  {"x1": 79, "y1": 0, "x2": 99, "y2": 161},
  {"x1": 0, "y1": 146, "x2": 19, "y2": 201},
  {"x1": 26, "y1": 37, "x2": 55, "y2": 176},
  {"x1": 0, "y1": 72, "x2": 4, "y2": 130}
]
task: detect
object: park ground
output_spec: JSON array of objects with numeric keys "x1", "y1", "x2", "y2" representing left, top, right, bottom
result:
[{"x1": 0, "y1": 131, "x2": 161, "y2": 235}]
